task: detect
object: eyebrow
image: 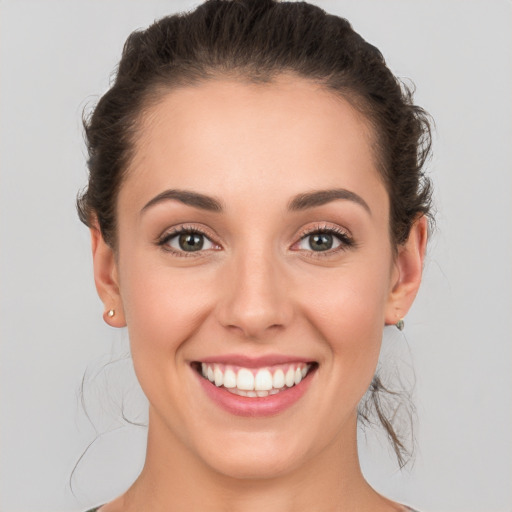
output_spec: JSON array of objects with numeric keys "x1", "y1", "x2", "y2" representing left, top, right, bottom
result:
[
  {"x1": 141, "y1": 187, "x2": 371, "y2": 216},
  {"x1": 288, "y1": 188, "x2": 371, "y2": 215},
  {"x1": 141, "y1": 189, "x2": 223, "y2": 214}
]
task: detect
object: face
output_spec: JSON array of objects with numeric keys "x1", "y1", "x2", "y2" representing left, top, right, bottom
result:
[{"x1": 93, "y1": 76, "x2": 424, "y2": 480}]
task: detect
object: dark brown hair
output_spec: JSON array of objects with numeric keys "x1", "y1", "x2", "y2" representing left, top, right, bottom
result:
[{"x1": 77, "y1": 0, "x2": 433, "y2": 465}]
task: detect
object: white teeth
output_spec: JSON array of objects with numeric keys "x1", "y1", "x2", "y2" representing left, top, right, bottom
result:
[
  {"x1": 223, "y1": 368, "x2": 237, "y2": 388},
  {"x1": 272, "y1": 369, "x2": 285, "y2": 389},
  {"x1": 254, "y1": 369, "x2": 273, "y2": 391},
  {"x1": 237, "y1": 368, "x2": 255, "y2": 390},
  {"x1": 214, "y1": 365, "x2": 223, "y2": 387},
  {"x1": 285, "y1": 367, "x2": 295, "y2": 387},
  {"x1": 199, "y1": 362, "x2": 313, "y2": 395}
]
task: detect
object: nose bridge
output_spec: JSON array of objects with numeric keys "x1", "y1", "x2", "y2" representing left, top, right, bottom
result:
[{"x1": 217, "y1": 242, "x2": 291, "y2": 338}]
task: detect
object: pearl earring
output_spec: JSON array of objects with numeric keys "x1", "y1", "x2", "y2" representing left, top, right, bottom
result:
[{"x1": 107, "y1": 309, "x2": 115, "y2": 318}]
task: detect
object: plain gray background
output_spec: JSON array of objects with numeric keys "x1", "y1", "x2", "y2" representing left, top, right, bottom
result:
[{"x1": 1, "y1": 1, "x2": 511, "y2": 511}]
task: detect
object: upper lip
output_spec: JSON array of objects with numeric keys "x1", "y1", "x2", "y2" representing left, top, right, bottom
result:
[{"x1": 196, "y1": 354, "x2": 315, "y2": 368}]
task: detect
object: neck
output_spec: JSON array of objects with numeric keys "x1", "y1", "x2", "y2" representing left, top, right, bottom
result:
[{"x1": 111, "y1": 408, "x2": 392, "y2": 512}]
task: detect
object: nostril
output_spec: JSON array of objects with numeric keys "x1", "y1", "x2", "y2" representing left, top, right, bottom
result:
[{"x1": 224, "y1": 321, "x2": 285, "y2": 339}]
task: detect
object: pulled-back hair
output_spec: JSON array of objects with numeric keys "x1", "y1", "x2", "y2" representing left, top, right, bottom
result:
[{"x1": 77, "y1": 0, "x2": 433, "y2": 466}]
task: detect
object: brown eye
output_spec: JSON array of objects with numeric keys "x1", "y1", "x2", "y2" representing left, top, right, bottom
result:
[{"x1": 178, "y1": 233, "x2": 205, "y2": 252}]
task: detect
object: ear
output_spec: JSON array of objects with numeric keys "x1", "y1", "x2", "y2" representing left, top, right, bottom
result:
[
  {"x1": 385, "y1": 215, "x2": 428, "y2": 326},
  {"x1": 90, "y1": 224, "x2": 126, "y2": 328}
]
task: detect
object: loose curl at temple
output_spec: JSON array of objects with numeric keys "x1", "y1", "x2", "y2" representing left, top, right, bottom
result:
[{"x1": 77, "y1": 0, "x2": 433, "y2": 466}]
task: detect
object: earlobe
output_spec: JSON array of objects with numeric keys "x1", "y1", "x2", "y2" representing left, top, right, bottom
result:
[
  {"x1": 385, "y1": 215, "x2": 428, "y2": 327},
  {"x1": 90, "y1": 225, "x2": 127, "y2": 328}
]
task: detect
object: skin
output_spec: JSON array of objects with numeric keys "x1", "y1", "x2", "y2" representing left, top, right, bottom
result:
[{"x1": 91, "y1": 76, "x2": 427, "y2": 512}]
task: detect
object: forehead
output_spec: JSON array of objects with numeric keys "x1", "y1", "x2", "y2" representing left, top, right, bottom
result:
[{"x1": 122, "y1": 76, "x2": 387, "y2": 218}]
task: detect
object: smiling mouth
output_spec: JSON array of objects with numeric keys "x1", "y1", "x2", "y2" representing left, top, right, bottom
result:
[{"x1": 192, "y1": 361, "x2": 318, "y2": 397}]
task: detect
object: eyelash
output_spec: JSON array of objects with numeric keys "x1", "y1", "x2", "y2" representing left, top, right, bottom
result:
[
  {"x1": 156, "y1": 223, "x2": 355, "y2": 257},
  {"x1": 157, "y1": 225, "x2": 220, "y2": 257},
  {"x1": 293, "y1": 224, "x2": 355, "y2": 256}
]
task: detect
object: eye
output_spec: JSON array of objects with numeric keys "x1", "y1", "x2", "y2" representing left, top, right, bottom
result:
[
  {"x1": 297, "y1": 232, "x2": 341, "y2": 251},
  {"x1": 159, "y1": 228, "x2": 217, "y2": 254},
  {"x1": 292, "y1": 226, "x2": 354, "y2": 254}
]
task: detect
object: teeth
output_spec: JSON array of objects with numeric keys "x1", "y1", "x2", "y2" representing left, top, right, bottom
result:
[
  {"x1": 254, "y1": 369, "x2": 273, "y2": 391},
  {"x1": 285, "y1": 367, "x2": 295, "y2": 387},
  {"x1": 214, "y1": 365, "x2": 223, "y2": 387},
  {"x1": 223, "y1": 368, "x2": 237, "y2": 388},
  {"x1": 273, "y1": 369, "x2": 285, "y2": 389},
  {"x1": 198, "y1": 362, "x2": 313, "y2": 396},
  {"x1": 237, "y1": 368, "x2": 255, "y2": 390}
]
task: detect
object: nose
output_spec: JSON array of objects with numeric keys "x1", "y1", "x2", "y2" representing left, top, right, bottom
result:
[{"x1": 215, "y1": 249, "x2": 293, "y2": 339}]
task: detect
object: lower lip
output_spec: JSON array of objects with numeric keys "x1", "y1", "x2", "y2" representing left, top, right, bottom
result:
[{"x1": 195, "y1": 367, "x2": 316, "y2": 417}]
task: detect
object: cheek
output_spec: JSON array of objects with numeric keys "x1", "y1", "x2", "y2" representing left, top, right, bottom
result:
[
  {"x1": 118, "y1": 254, "x2": 211, "y2": 372},
  {"x1": 126, "y1": 277, "x2": 203, "y2": 332},
  {"x1": 300, "y1": 261, "x2": 391, "y2": 389},
  {"x1": 117, "y1": 261, "x2": 219, "y2": 430},
  {"x1": 307, "y1": 266, "x2": 389, "y2": 338}
]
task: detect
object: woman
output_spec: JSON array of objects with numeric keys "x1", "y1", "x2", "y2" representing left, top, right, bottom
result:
[{"x1": 78, "y1": 0, "x2": 431, "y2": 510}]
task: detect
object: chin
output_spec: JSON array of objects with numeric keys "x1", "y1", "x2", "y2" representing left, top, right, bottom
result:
[{"x1": 194, "y1": 430, "x2": 311, "y2": 480}]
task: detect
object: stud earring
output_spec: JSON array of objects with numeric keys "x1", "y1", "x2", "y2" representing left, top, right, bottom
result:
[
  {"x1": 107, "y1": 309, "x2": 115, "y2": 318},
  {"x1": 395, "y1": 318, "x2": 405, "y2": 331}
]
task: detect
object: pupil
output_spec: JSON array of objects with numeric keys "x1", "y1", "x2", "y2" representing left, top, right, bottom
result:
[
  {"x1": 179, "y1": 233, "x2": 204, "y2": 251},
  {"x1": 310, "y1": 233, "x2": 333, "y2": 251}
]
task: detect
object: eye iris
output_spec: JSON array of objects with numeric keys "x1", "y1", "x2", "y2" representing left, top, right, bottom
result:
[
  {"x1": 179, "y1": 233, "x2": 204, "y2": 251},
  {"x1": 309, "y1": 233, "x2": 333, "y2": 251}
]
